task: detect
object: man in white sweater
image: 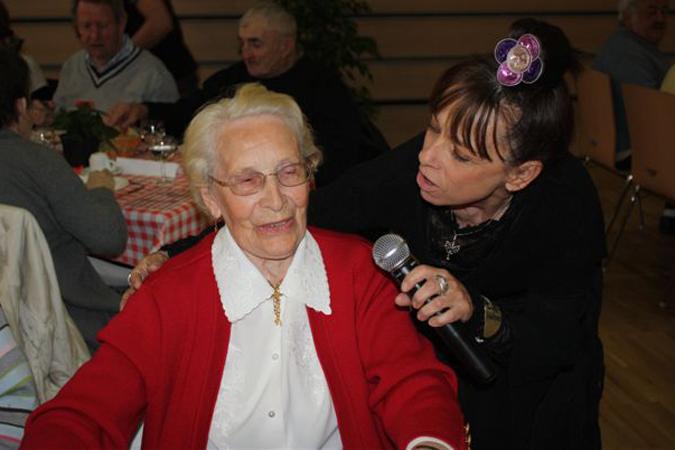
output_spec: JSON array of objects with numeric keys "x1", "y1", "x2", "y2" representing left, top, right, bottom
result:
[{"x1": 53, "y1": 0, "x2": 178, "y2": 113}]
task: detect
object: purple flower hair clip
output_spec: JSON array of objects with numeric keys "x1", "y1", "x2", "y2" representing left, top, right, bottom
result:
[{"x1": 494, "y1": 33, "x2": 544, "y2": 87}]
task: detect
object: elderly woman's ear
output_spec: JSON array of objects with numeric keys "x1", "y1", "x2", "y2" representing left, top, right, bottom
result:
[
  {"x1": 200, "y1": 185, "x2": 223, "y2": 220},
  {"x1": 504, "y1": 160, "x2": 543, "y2": 193}
]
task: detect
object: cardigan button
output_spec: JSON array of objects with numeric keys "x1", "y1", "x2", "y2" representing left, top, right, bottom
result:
[{"x1": 268, "y1": 410, "x2": 276, "y2": 418}]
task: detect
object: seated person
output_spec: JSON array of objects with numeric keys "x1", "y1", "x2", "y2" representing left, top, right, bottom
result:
[
  {"x1": 53, "y1": 0, "x2": 178, "y2": 113},
  {"x1": 593, "y1": 0, "x2": 669, "y2": 166},
  {"x1": 0, "y1": 0, "x2": 54, "y2": 126},
  {"x1": 0, "y1": 48, "x2": 128, "y2": 351},
  {"x1": 124, "y1": 0, "x2": 198, "y2": 96},
  {"x1": 21, "y1": 83, "x2": 467, "y2": 450},
  {"x1": 0, "y1": 0, "x2": 46, "y2": 96},
  {"x1": 107, "y1": 0, "x2": 387, "y2": 186}
]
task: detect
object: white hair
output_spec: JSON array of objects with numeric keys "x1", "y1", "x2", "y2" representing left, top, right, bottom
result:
[
  {"x1": 182, "y1": 83, "x2": 321, "y2": 212},
  {"x1": 618, "y1": 0, "x2": 639, "y2": 21},
  {"x1": 240, "y1": 1, "x2": 297, "y2": 39}
]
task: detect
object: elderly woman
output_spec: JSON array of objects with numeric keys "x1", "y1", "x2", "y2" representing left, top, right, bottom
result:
[
  {"x1": 21, "y1": 83, "x2": 467, "y2": 449},
  {"x1": 122, "y1": 19, "x2": 606, "y2": 450}
]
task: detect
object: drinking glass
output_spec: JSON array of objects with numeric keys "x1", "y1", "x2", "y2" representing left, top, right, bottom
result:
[
  {"x1": 140, "y1": 120, "x2": 165, "y2": 152},
  {"x1": 148, "y1": 135, "x2": 178, "y2": 184}
]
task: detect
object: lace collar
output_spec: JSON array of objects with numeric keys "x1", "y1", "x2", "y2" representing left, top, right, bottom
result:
[{"x1": 211, "y1": 227, "x2": 332, "y2": 323}]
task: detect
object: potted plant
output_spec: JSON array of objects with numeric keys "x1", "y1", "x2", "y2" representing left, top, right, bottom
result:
[
  {"x1": 53, "y1": 101, "x2": 119, "y2": 167},
  {"x1": 276, "y1": 0, "x2": 379, "y2": 113}
]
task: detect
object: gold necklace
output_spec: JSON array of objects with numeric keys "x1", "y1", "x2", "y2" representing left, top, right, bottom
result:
[{"x1": 268, "y1": 282, "x2": 283, "y2": 326}]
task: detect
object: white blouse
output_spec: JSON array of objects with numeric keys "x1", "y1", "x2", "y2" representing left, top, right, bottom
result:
[{"x1": 206, "y1": 227, "x2": 341, "y2": 450}]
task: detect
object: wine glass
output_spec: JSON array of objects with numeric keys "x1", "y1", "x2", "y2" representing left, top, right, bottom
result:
[
  {"x1": 140, "y1": 120, "x2": 165, "y2": 152},
  {"x1": 148, "y1": 135, "x2": 178, "y2": 184}
]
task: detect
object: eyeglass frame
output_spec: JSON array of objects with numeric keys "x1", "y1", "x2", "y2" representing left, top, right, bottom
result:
[{"x1": 208, "y1": 160, "x2": 315, "y2": 196}]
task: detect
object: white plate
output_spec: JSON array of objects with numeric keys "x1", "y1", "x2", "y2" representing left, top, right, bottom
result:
[{"x1": 79, "y1": 172, "x2": 130, "y2": 191}]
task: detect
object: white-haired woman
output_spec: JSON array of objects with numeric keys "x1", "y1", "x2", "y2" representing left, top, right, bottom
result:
[{"x1": 22, "y1": 83, "x2": 467, "y2": 450}]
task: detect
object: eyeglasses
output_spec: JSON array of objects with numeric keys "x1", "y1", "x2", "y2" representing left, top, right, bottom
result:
[{"x1": 209, "y1": 162, "x2": 312, "y2": 196}]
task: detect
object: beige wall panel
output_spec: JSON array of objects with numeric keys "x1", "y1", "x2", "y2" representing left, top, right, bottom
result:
[
  {"x1": 5, "y1": 0, "x2": 249, "y2": 18},
  {"x1": 375, "y1": 105, "x2": 430, "y2": 148},
  {"x1": 359, "y1": 60, "x2": 452, "y2": 100},
  {"x1": 12, "y1": 23, "x2": 79, "y2": 67},
  {"x1": 5, "y1": 0, "x2": 619, "y2": 18},
  {"x1": 173, "y1": 0, "x2": 254, "y2": 16},
  {"x1": 358, "y1": 15, "x2": 675, "y2": 57},
  {"x1": 368, "y1": 0, "x2": 618, "y2": 13},
  {"x1": 4, "y1": 0, "x2": 71, "y2": 18},
  {"x1": 181, "y1": 20, "x2": 240, "y2": 62}
]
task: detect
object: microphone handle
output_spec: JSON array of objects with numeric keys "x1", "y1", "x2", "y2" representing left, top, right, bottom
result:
[{"x1": 393, "y1": 258, "x2": 496, "y2": 384}]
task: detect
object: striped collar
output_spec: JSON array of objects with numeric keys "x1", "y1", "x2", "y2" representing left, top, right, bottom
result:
[{"x1": 85, "y1": 35, "x2": 141, "y2": 88}]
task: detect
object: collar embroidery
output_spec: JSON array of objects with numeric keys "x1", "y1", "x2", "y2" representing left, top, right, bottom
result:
[{"x1": 211, "y1": 227, "x2": 332, "y2": 323}]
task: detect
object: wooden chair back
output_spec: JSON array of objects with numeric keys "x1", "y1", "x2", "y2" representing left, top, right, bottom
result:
[
  {"x1": 575, "y1": 67, "x2": 617, "y2": 169},
  {"x1": 622, "y1": 83, "x2": 675, "y2": 202}
]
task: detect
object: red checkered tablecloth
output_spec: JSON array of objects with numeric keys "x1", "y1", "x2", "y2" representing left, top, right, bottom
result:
[{"x1": 113, "y1": 175, "x2": 209, "y2": 266}]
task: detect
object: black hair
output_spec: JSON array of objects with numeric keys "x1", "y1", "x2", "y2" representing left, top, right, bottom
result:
[
  {"x1": 0, "y1": 46, "x2": 30, "y2": 128},
  {"x1": 429, "y1": 18, "x2": 580, "y2": 166},
  {"x1": 0, "y1": 1, "x2": 23, "y2": 52}
]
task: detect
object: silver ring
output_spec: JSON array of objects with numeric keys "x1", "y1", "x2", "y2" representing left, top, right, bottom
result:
[
  {"x1": 436, "y1": 274, "x2": 449, "y2": 296},
  {"x1": 127, "y1": 272, "x2": 134, "y2": 287}
]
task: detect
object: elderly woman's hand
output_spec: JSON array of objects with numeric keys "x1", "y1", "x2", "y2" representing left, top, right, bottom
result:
[
  {"x1": 120, "y1": 251, "x2": 169, "y2": 310},
  {"x1": 395, "y1": 264, "x2": 474, "y2": 326}
]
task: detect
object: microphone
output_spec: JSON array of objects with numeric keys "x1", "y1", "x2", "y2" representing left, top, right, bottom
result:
[{"x1": 372, "y1": 233, "x2": 495, "y2": 383}]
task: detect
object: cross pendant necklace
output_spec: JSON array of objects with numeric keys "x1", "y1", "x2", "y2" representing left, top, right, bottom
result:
[
  {"x1": 268, "y1": 283, "x2": 283, "y2": 326},
  {"x1": 444, "y1": 234, "x2": 461, "y2": 259}
]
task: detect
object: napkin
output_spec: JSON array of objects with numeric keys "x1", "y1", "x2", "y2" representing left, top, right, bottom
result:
[{"x1": 115, "y1": 157, "x2": 180, "y2": 178}]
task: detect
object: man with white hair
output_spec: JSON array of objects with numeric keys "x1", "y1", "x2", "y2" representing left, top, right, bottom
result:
[
  {"x1": 593, "y1": 0, "x2": 669, "y2": 164},
  {"x1": 54, "y1": 0, "x2": 179, "y2": 112},
  {"x1": 107, "y1": 1, "x2": 386, "y2": 186},
  {"x1": 593, "y1": 0, "x2": 673, "y2": 233}
]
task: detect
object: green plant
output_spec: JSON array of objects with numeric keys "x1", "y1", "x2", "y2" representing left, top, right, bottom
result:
[
  {"x1": 276, "y1": 0, "x2": 379, "y2": 112},
  {"x1": 53, "y1": 102, "x2": 118, "y2": 144}
]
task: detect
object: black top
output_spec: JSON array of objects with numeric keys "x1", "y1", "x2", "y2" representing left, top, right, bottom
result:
[
  {"x1": 308, "y1": 134, "x2": 606, "y2": 450},
  {"x1": 146, "y1": 57, "x2": 388, "y2": 186},
  {"x1": 124, "y1": 0, "x2": 197, "y2": 82}
]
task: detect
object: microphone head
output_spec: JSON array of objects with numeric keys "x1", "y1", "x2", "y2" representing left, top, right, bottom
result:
[{"x1": 372, "y1": 233, "x2": 411, "y2": 272}]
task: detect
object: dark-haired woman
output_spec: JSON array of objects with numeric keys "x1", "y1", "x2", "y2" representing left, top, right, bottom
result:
[
  {"x1": 125, "y1": 18, "x2": 606, "y2": 449},
  {"x1": 309, "y1": 19, "x2": 606, "y2": 450}
]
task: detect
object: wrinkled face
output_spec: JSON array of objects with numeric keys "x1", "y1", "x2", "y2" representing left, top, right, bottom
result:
[
  {"x1": 75, "y1": 2, "x2": 125, "y2": 68},
  {"x1": 238, "y1": 15, "x2": 293, "y2": 78},
  {"x1": 416, "y1": 105, "x2": 514, "y2": 208},
  {"x1": 201, "y1": 114, "x2": 309, "y2": 270},
  {"x1": 625, "y1": 0, "x2": 668, "y2": 44}
]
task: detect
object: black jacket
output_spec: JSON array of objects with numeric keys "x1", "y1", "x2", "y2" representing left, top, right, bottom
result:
[
  {"x1": 146, "y1": 57, "x2": 387, "y2": 186},
  {"x1": 309, "y1": 133, "x2": 606, "y2": 450}
]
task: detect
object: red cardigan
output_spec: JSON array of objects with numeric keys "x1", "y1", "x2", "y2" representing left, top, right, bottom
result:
[{"x1": 23, "y1": 228, "x2": 466, "y2": 449}]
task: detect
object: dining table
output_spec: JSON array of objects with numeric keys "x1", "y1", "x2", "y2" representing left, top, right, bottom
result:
[{"x1": 112, "y1": 173, "x2": 209, "y2": 266}]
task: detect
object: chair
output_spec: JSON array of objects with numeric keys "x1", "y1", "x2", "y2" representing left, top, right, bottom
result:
[
  {"x1": 611, "y1": 83, "x2": 675, "y2": 257},
  {"x1": 575, "y1": 67, "x2": 634, "y2": 236},
  {"x1": 0, "y1": 204, "x2": 90, "y2": 402}
]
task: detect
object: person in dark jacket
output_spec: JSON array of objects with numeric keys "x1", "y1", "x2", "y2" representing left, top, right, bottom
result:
[
  {"x1": 123, "y1": 0, "x2": 198, "y2": 96},
  {"x1": 124, "y1": 19, "x2": 606, "y2": 449},
  {"x1": 107, "y1": 0, "x2": 387, "y2": 186}
]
